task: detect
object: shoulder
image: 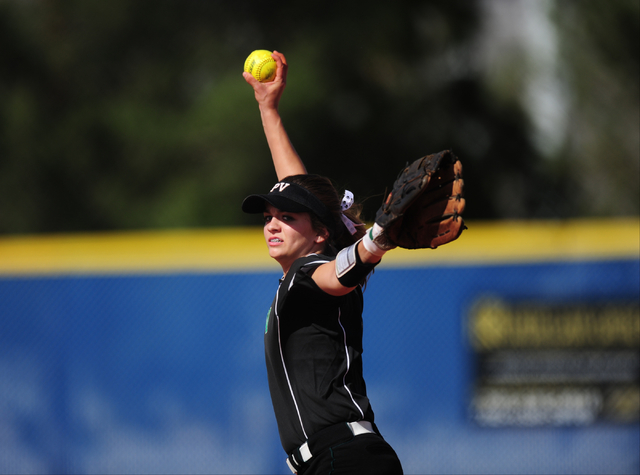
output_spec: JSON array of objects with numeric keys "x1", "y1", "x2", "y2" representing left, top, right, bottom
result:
[
  {"x1": 289, "y1": 253, "x2": 334, "y2": 275},
  {"x1": 280, "y1": 254, "x2": 334, "y2": 295}
]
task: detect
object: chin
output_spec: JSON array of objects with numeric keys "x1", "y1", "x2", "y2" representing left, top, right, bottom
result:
[{"x1": 268, "y1": 249, "x2": 285, "y2": 262}]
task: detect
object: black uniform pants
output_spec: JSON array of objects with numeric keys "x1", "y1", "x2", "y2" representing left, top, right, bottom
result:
[{"x1": 294, "y1": 432, "x2": 403, "y2": 475}]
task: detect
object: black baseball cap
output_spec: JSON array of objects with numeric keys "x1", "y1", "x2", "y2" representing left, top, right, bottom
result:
[{"x1": 242, "y1": 181, "x2": 335, "y2": 233}]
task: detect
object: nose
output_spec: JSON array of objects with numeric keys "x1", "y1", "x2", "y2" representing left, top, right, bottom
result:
[{"x1": 266, "y1": 217, "x2": 281, "y2": 232}]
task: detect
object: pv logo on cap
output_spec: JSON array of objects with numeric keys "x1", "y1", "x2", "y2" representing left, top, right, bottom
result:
[{"x1": 270, "y1": 182, "x2": 291, "y2": 193}]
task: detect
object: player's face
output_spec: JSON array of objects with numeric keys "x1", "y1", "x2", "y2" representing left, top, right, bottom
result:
[{"x1": 263, "y1": 204, "x2": 327, "y2": 274}]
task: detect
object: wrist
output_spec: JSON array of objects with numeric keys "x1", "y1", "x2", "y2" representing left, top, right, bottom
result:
[
  {"x1": 362, "y1": 225, "x2": 389, "y2": 257},
  {"x1": 259, "y1": 103, "x2": 280, "y2": 115}
]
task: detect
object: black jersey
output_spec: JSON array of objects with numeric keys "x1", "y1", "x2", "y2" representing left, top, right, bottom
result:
[{"x1": 264, "y1": 253, "x2": 375, "y2": 454}]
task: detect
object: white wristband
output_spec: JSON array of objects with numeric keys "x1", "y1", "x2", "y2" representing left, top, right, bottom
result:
[{"x1": 362, "y1": 228, "x2": 387, "y2": 257}]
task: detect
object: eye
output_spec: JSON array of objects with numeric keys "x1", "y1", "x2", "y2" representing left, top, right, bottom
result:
[
  {"x1": 282, "y1": 215, "x2": 294, "y2": 222},
  {"x1": 263, "y1": 215, "x2": 272, "y2": 224}
]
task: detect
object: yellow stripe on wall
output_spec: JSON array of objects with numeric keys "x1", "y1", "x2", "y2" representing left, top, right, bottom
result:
[
  {"x1": 0, "y1": 218, "x2": 638, "y2": 276},
  {"x1": 0, "y1": 227, "x2": 276, "y2": 276},
  {"x1": 384, "y1": 217, "x2": 640, "y2": 268}
]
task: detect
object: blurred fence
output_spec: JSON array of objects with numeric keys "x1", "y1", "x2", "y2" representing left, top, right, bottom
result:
[{"x1": 1, "y1": 219, "x2": 638, "y2": 474}]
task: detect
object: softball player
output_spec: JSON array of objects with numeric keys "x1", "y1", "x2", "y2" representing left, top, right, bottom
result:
[{"x1": 242, "y1": 51, "x2": 403, "y2": 475}]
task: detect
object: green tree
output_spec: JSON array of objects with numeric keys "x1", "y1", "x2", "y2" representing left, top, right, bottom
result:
[
  {"x1": 1, "y1": 0, "x2": 635, "y2": 235},
  {"x1": 550, "y1": 0, "x2": 639, "y2": 216}
]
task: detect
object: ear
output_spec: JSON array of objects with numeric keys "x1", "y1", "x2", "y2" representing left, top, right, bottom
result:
[{"x1": 315, "y1": 227, "x2": 330, "y2": 244}]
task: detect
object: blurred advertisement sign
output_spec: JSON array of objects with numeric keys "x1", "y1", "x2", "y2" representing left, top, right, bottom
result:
[{"x1": 468, "y1": 298, "x2": 640, "y2": 426}]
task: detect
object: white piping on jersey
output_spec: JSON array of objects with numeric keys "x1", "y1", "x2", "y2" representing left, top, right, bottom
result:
[
  {"x1": 277, "y1": 255, "x2": 353, "y2": 439},
  {"x1": 274, "y1": 280, "x2": 309, "y2": 439},
  {"x1": 337, "y1": 308, "x2": 366, "y2": 419},
  {"x1": 303, "y1": 256, "x2": 330, "y2": 268},
  {"x1": 280, "y1": 256, "x2": 330, "y2": 436},
  {"x1": 289, "y1": 258, "x2": 328, "y2": 291}
]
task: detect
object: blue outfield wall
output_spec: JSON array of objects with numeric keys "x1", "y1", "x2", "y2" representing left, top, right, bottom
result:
[{"x1": 0, "y1": 219, "x2": 638, "y2": 474}]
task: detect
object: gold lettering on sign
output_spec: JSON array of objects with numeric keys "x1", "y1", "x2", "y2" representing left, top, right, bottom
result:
[{"x1": 470, "y1": 298, "x2": 640, "y2": 351}]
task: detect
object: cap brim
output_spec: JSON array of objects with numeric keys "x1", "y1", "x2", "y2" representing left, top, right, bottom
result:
[{"x1": 242, "y1": 194, "x2": 310, "y2": 214}]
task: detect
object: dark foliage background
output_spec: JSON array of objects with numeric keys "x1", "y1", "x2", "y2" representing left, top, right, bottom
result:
[{"x1": 1, "y1": 0, "x2": 637, "y2": 234}]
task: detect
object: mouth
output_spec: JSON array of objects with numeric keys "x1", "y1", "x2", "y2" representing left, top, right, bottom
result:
[{"x1": 268, "y1": 237, "x2": 283, "y2": 245}]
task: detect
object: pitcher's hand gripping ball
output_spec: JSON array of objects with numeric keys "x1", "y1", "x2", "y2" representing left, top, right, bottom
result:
[
  {"x1": 244, "y1": 50, "x2": 277, "y2": 83},
  {"x1": 374, "y1": 150, "x2": 466, "y2": 249}
]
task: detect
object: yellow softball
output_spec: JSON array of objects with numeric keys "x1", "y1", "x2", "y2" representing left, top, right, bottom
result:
[{"x1": 244, "y1": 50, "x2": 277, "y2": 83}]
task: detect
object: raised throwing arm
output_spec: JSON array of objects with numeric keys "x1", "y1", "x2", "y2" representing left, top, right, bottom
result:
[{"x1": 242, "y1": 51, "x2": 306, "y2": 180}]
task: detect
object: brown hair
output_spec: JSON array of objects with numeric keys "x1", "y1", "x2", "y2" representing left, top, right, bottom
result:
[{"x1": 284, "y1": 174, "x2": 366, "y2": 255}]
